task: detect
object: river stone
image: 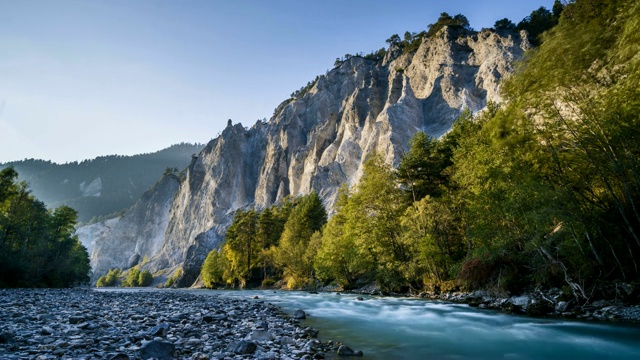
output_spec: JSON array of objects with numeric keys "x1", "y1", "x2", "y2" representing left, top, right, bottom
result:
[
  {"x1": 69, "y1": 316, "x2": 85, "y2": 324},
  {"x1": 0, "y1": 331, "x2": 13, "y2": 344},
  {"x1": 139, "y1": 340, "x2": 175, "y2": 360},
  {"x1": 556, "y1": 301, "x2": 569, "y2": 312},
  {"x1": 337, "y1": 345, "x2": 363, "y2": 356},
  {"x1": 233, "y1": 340, "x2": 257, "y2": 355},
  {"x1": 257, "y1": 320, "x2": 269, "y2": 329},
  {"x1": 294, "y1": 310, "x2": 307, "y2": 319},
  {"x1": 109, "y1": 354, "x2": 130, "y2": 360},
  {"x1": 150, "y1": 323, "x2": 169, "y2": 337},
  {"x1": 250, "y1": 330, "x2": 274, "y2": 341}
]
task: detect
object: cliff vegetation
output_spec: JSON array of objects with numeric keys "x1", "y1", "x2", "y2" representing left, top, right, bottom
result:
[{"x1": 200, "y1": 0, "x2": 640, "y2": 304}]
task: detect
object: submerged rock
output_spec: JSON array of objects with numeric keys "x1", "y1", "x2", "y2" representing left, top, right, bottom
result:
[
  {"x1": 294, "y1": 309, "x2": 307, "y2": 319},
  {"x1": 337, "y1": 345, "x2": 363, "y2": 356}
]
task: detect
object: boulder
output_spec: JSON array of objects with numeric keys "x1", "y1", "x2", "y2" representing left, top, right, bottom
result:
[
  {"x1": 250, "y1": 330, "x2": 274, "y2": 341},
  {"x1": 234, "y1": 340, "x2": 257, "y2": 355},
  {"x1": 337, "y1": 345, "x2": 363, "y2": 356},
  {"x1": 139, "y1": 340, "x2": 175, "y2": 360},
  {"x1": 526, "y1": 299, "x2": 554, "y2": 317},
  {"x1": 150, "y1": 323, "x2": 169, "y2": 337},
  {"x1": 294, "y1": 309, "x2": 307, "y2": 319},
  {"x1": 555, "y1": 301, "x2": 570, "y2": 313}
]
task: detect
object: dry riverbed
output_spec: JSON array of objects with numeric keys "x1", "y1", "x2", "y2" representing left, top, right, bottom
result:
[{"x1": 0, "y1": 288, "x2": 345, "y2": 360}]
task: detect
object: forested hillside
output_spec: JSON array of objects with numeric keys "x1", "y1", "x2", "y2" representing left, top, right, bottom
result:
[
  {"x1": 200, "y1": 0, "x2": 640, "y2": 304},
  {"x1": 0, "y1": 143, "x2": 203, "y2": 222}
]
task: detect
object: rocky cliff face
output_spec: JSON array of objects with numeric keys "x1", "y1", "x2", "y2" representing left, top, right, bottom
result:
[
  {"x1": 76, "y1": 174, "x2": 180, "y2": 281},
  {"x1": 80, "y1": 27, "x2": 530, "y2": 284}
]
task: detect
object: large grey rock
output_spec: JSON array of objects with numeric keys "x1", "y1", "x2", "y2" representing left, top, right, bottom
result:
[
  {"x1": 337, "y1": 345, "x2": 363, "y2": 356},
  {"x1": 139, "y1": 340, "x2": 175, "y2": 360},
  {"x1": 233, "y1": 340, "x2": 257, "y2": 355}
]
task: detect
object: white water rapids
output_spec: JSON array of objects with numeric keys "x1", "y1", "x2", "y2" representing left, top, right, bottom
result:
[{"x1": 195, "y1": 290, "x2": 640, "y2": 359}]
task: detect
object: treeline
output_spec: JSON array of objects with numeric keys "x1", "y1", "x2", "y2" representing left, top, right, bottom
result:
[
  {"x1": 95, "y1": 266, "x2": 153, "y2": 287},
  {"x1": 0, "y1": 167, "x2": 91, "y2": 287},
  {"x1": 201, "y1": 192, "x2": 327, "y2": 289},
  {"x1": 203, "y1": 0, "x2": 640, "y2": 302}
]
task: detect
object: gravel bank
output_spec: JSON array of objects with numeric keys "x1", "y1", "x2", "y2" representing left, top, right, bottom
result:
[{"x1": 0, "y1": 288, "x2": 336, "y2": 360}]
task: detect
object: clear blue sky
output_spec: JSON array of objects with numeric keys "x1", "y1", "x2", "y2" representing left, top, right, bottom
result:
[{"x1": 0, "y1": 0, "x2": 554, "y2": 163}]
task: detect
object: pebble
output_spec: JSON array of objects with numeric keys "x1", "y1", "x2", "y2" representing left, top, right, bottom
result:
[{"x1": 0, "y1": 288, "x2": 336, "y2": 359}]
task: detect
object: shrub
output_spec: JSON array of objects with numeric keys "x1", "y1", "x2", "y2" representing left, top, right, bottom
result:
[
  {"x1": 96, "y1": 268, "x2": 121, "y2": 287},
  {"x1": 122, "y1": 268, "x2": 141, "y2": 287},
  {"x1": 138, "y1": 269, "x2": 153, "y2": 287}
]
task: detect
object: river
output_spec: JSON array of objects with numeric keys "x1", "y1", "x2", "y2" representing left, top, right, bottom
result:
[{"x1": 192, "y1": 289, "x2": 640, "y2": 360}]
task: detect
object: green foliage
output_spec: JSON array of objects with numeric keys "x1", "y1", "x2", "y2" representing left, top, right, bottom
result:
[
  {"x1": 96, "y1": 268, "x2": 121, "y2": 287},
  {"x1": 426, "y1": 13, "x2": 471, "y2": 38},
  {"x1": 273, "y1": 192, "x2": 327, "y2": 288},
  {"x1": 494, "y1": 18, "x2": 516, "y2": 31},
  {"x1": 0, "y1": 167, "x2": 91, "y2": 288},
  {"x1": 451, "y1": 0, "x2": 640, "y2": 298},
  {"x1": 201, "y1": 249, "x2": 228, "y2": 288},
  {"x1": 121, "y1": 267, "x2": 141, "y2": 287},
  {"x1": 204, "y1": 1, "x2": 640, "y2": 297},
  {"x1": 516, "y1": 6, "x2": 558, "y2": 45},
  {"x1": 315, "y1": 186, "x2": 374, "y2": 289},
  {"x1": 138, "y1": 269, "x2": 153, "y2": 287}
]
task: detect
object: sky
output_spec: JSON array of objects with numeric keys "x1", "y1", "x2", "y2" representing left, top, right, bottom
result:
[{"x1": 0, "y1": 0, "x2": 554, "y2": 164}]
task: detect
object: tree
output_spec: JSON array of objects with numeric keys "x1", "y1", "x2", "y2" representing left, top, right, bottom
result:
[
  {"x1": 0, "y1": 167, "x2": 90, "y2": 287},
  {"x1": 385, "y1": 34, "x2": 401, "y2": 46},
  {"x1": 426, "y1": 13, "x2": 471, "y2": 38},
  {"x1": 224, "y1": 209, "x2": 258, "y2": 285},
  {"x1": 494, "y1": 18, "x2": 516, "y2": 31},
  {"x1": 348, "y1": 154, "x2": 410, "y2": 292},
  {"x1": 273, "y1": 192, "x2": 327, "y2": 288},
  {"x1": 315, "y1": 186, "x2": 373, "y2": 288},
  {"x1": 201, "y1": 249, "x2": 228, "y2": 288},
  {"x1": 517, "y1": 6, "x2": 557, "y2": 45}
]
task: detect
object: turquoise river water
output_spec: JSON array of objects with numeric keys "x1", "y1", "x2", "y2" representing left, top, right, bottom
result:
[{"x1": 192, "y1": 290, "x2": 640, "y2": 360}]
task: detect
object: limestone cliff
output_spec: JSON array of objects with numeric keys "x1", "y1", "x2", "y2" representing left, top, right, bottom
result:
[
  {"x1": 143, "y1": 27, "x2": 530, "y2": 286},
  {"x1": 76, "y1": 174, "x2": 180, "y2": 281},
  {"x1": 80, "y1": 27, "x2": 530, "y2": 284}
]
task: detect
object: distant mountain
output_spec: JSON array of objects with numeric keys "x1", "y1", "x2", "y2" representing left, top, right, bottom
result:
[{"x1": 0, "y1": 143, "x2": 204, "y2": 222}]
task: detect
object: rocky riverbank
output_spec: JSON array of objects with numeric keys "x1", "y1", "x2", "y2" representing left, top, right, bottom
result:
[
  {"x1": 0, "y1": 288, "x2": 343, "y2": 360},
  {"x1": 342, "y1": 283, "x2": 640, "y2": 323}
]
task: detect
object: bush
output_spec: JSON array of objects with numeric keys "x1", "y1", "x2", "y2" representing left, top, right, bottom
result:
[
  {"x1": 121, "y1": 268, "x2": 141, "y2": 287},
  {"x1": 261, "y1": 278, "x2": 276, "y2": 288},
  {"x1": 96, "y1": 268, "x2": 121, "y2": 287},
  {"x1": 138, "y1": 269, "x2": 153, "y2": 287}
]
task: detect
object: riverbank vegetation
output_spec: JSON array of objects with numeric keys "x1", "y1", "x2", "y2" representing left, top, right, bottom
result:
[
  {"x1": 201, "y1": 0, "x2": 640, "y2": 304},
  {"x1": 0, "y1": 167, "x2": 91, "y2": 287}
]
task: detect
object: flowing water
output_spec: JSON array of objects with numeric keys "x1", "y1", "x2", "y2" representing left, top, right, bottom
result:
[{"x1": 194, "y1": 290, "x2": 640, "y2": 360}]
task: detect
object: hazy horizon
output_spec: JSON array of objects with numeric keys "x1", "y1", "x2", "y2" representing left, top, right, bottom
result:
[{"x1": 0, "y1": 0, "x2": 553, "y2": 163}]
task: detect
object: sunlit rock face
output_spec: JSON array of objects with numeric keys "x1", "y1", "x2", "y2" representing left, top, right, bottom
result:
[
  {"x1": 83, "y1": 27, "x2": 529, "y2": 285},
  {"x1": 76, "y1": 174, "x2": 180, "y2": 281}
]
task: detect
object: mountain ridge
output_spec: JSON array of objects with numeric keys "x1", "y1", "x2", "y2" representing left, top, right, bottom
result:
[{"x1": 77, "y1": 25, "x2": 531, "y2": 284}]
